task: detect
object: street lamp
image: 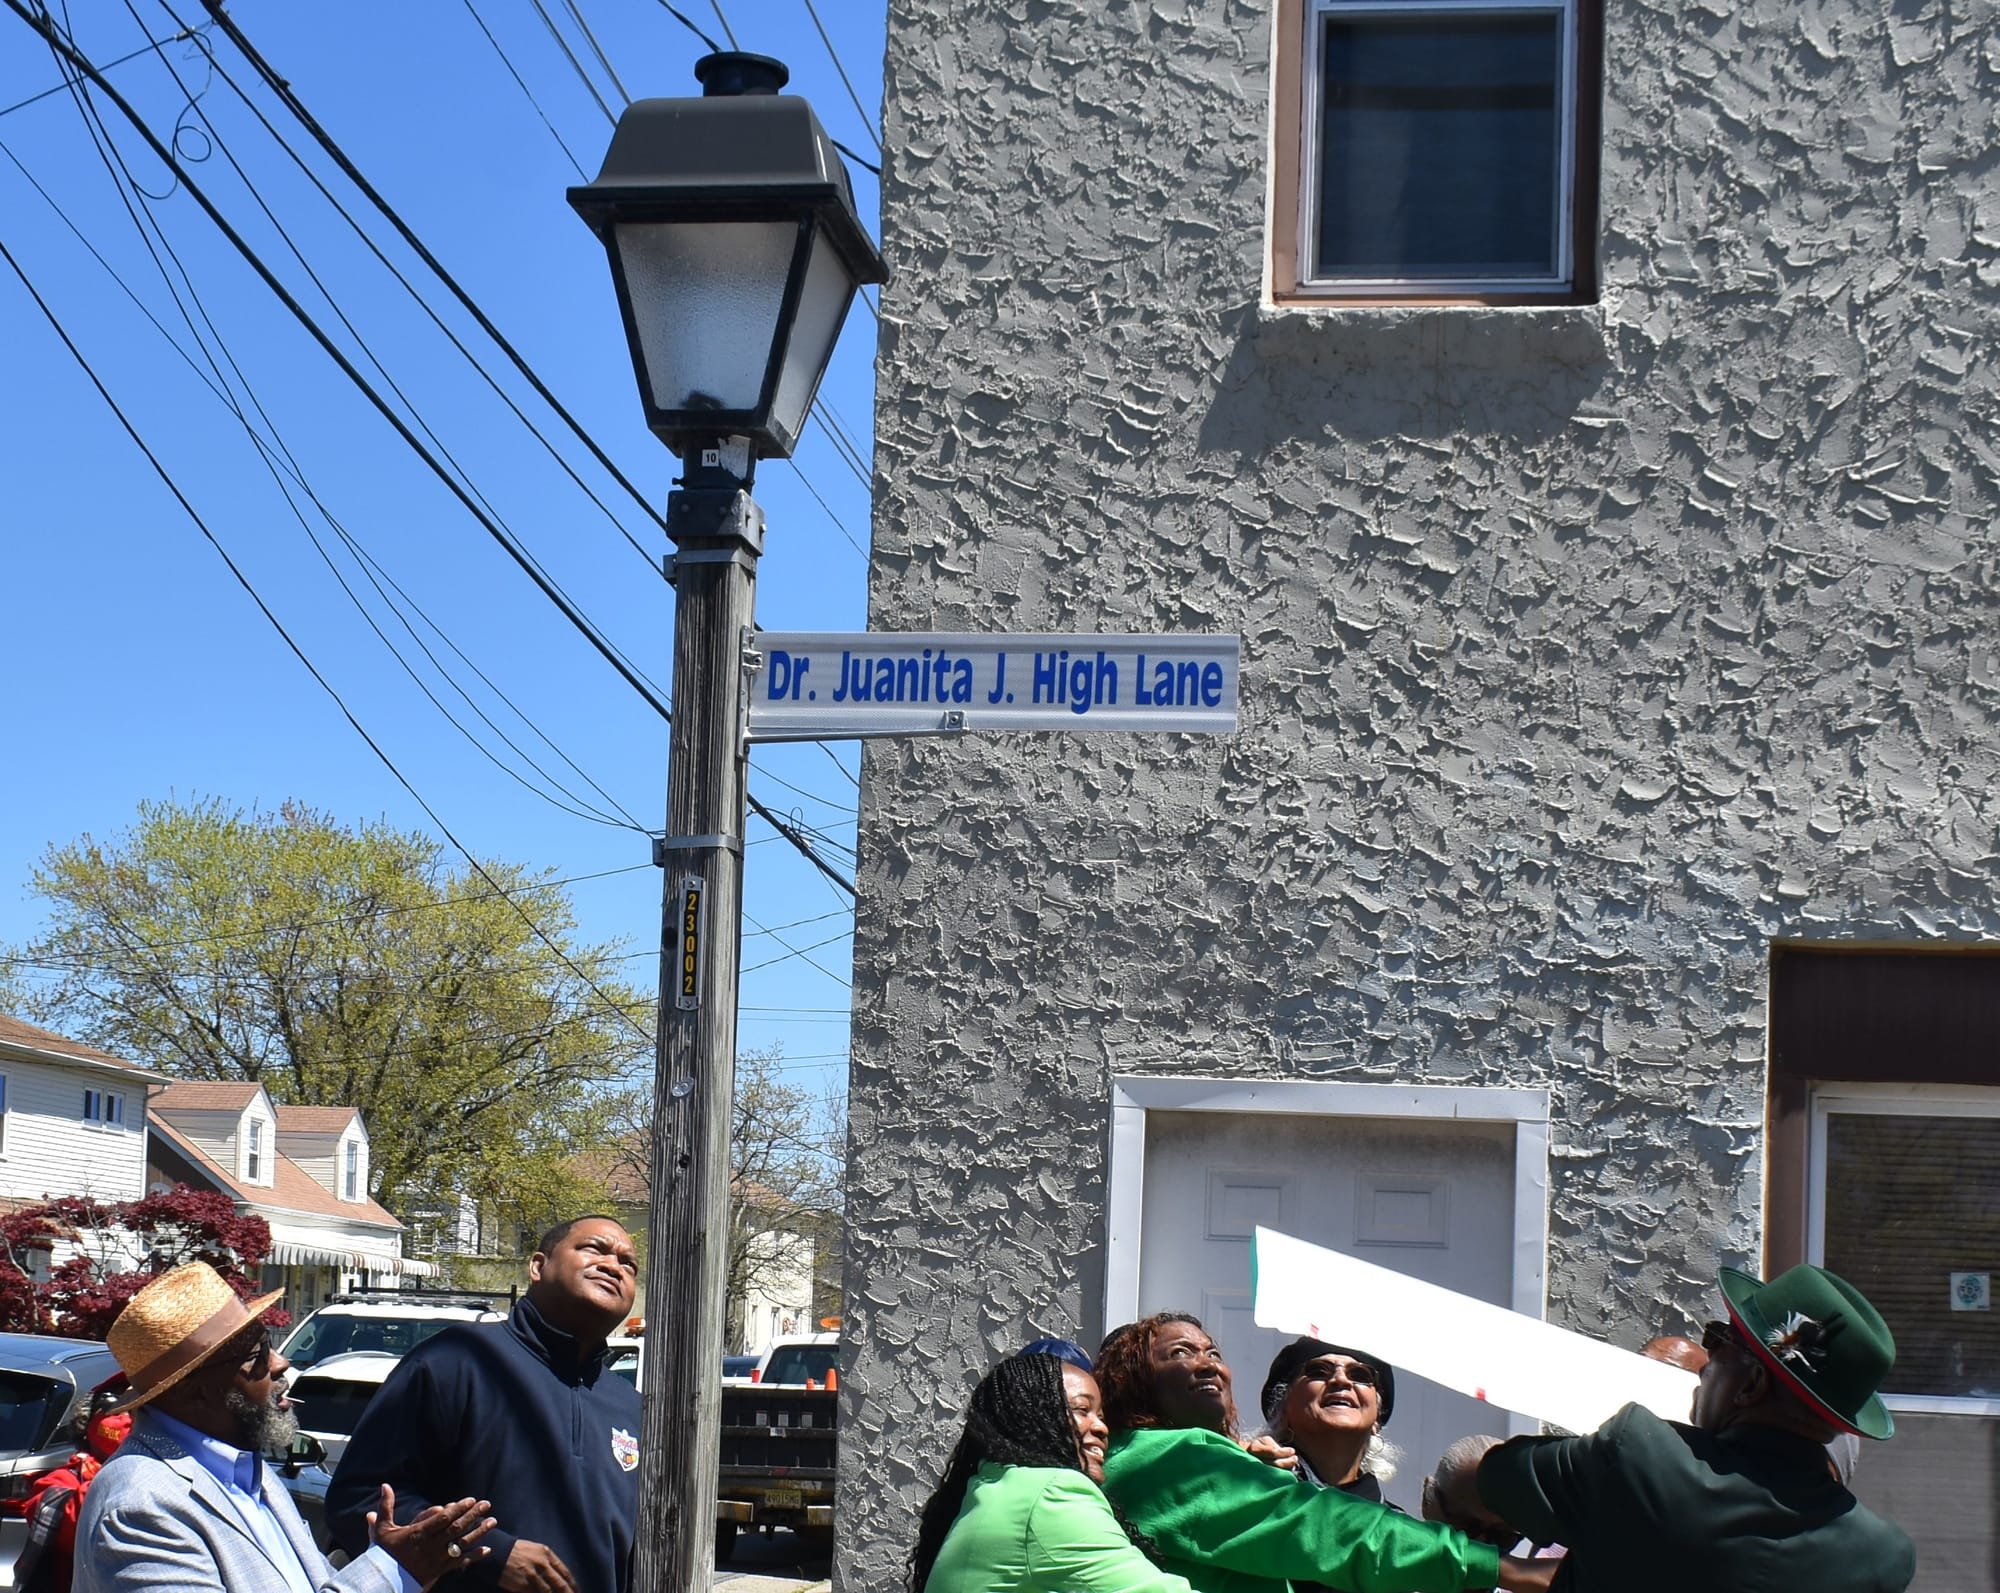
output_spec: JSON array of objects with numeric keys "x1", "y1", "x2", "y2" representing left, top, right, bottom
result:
[{"x1": 568, "y1": 52, "x2": 885, "y2": 1593}]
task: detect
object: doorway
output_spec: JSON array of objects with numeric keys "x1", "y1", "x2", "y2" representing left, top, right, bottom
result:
[{"x1": 1105, "y1": 1077, "x2": 1548, "y2": 1513}]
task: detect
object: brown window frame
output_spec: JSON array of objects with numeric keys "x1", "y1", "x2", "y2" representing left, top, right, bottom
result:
[
  {"x1": 1765, "y1": 944, "x2": 2000, "y2": 1274},
  {"x1": 1268, "y1": 0, "x2": 1603, "y2": 307}
]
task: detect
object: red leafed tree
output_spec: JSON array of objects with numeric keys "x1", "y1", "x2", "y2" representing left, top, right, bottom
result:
[{"x1": 0, "y1": 1185, "x2": 289, "y2": 1341}]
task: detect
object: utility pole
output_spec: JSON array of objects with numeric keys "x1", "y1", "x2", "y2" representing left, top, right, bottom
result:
[
  {"x1": 565, "y1": 54, "x2": 884, "y2": 1591},
  {"x1": 638, "y1": 436, "x2": 762, "y2": 1591}
]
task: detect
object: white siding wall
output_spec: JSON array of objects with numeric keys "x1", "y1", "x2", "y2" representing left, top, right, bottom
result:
[
  {"x1": 276, "y1": 1128, "x2": 370, "y2": 1203},
  {"x1": 0, "y1": 1058, "x2": 150, "y2": 1203}
]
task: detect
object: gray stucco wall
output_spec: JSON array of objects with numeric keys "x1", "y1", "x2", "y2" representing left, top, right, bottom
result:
[{"x1": 838, "y1": 1, "x2": 2000, "y2": 1586}]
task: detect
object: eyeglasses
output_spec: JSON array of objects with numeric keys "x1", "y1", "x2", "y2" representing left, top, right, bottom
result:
[
  {"x1": 1700, "y1": 1320, "x2": 1742, "y2": 1358},
  {"x1": 1301, "y1": 1357, "x2": 1379, "y2": 1388}
]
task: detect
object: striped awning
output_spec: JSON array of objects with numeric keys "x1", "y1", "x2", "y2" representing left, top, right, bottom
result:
[{"x1": 264, "y1": 1223, "x2": 436, "y2": 1278}]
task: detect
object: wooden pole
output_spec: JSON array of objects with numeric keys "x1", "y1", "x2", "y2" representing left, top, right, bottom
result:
[{"x1": 634, "y1": 436, "x2": 762, "y2": 1593}]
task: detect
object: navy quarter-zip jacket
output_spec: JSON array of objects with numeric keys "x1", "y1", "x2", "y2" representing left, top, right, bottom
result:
[{"x1": 328, "y1": 1296, "x2": 642, "y2": 1591}]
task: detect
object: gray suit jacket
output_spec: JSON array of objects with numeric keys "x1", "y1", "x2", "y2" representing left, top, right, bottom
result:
[{"x1": 73, "y1": 1412, "x2": 403, "y2": 1593}]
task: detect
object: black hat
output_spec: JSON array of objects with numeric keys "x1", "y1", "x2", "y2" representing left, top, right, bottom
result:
[{"x1": 1260, "y1": 1336, "x2": 1396, "y2": 1429}]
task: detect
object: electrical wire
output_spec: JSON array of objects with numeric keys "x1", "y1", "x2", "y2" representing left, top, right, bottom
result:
[
  {"x1": 706, "y1": 0, "x2": 738, "y2": 50},
  {"x1": 28, "y1": 15, "x2": 644, "y2": 836},
  {"x1": 652, "y1": 0, "x2": 719, "y2": 54},
  {"x1": 0, "y1": 21, "x2": 199, "y2": 118},
  {"x1": 25, "y1": 0, "x2": 860, "y2": 897},
  {"x1": 155, "y1": 1, "x2": 667, "y2": 576},
  {"x1": 0, "y1": 233, "x2": 659, "y2": 1049},
  {"x1": 798, "y1": 0, "x2": 880, "y2": 153},
  {"x1": 523, "y1": 0, "x2": 616, "y2": 125},
  {"x1": 558, "y1": 0, "x2": 631, "y2": 105},
  {"x1": 0, "y1": 131, "x2": 648, "y2": 835},
  {"x1": 8, "y1": 0, "x2": 677, "y2": 725},
  {"x1": 455, "y1": 0, "x2": 588, "y2": 178}
]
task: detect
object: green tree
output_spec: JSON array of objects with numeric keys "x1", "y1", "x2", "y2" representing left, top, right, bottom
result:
[
  {"x1": 606, "y1": 1046, "x2": 845, "y2": 1349},
  {"x1": 9, "y1": 797, "x2": 648, "y2": 1236}
]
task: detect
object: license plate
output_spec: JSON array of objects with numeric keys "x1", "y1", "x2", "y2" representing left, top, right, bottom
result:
[{"x1": 762, "y1": 1489, "x2": 803, "y2": 1513}]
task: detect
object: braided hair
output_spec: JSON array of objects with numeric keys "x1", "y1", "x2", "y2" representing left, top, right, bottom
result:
[
  {"x1": 908, "y1": 1353, "x2": 1156, "y2": 1593},
  {"x1": 1093, "y1": 1311, "x2": 1239, "y2": 1437}
]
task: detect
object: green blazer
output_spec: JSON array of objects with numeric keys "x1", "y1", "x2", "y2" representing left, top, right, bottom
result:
[
  {"x1": 925, "y1": 1463, "x2": 1194, "y2": 1593},
  {"x1": 1101, "y1": 1428, "x2": 1501, "y2": 1593},
  {"x1": 1477, "y1": 1403, "x2": 1916, "y2": 1592}
]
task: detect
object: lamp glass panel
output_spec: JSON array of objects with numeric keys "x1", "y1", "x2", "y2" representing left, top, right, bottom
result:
[
  {"x1": 612, "y1": 220, "x2": 795, "y2": 415},
  {"x1": 767, "y1": 225, "x2": 858, "y2": 451}
]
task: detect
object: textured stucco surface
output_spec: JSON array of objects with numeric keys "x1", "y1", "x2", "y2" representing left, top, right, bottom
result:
[{"x1": 838, "y1": 2, "x2": 2000, "y2": 1587}]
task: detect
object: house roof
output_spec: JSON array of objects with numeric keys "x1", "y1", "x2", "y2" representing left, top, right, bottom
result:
[
  {"x1": 274, "y1": 1106, "x2": 361, "y2": 1134},
  {"x1": 150, "y1": 1081, "x2": 264, "y2": 1113},
  {"x1": 147, "y1": 1116, "x2": 401, "y2": 1231},
  {"x1": 0, "y1": 1014, "x2": 158, "y2": 1078}
]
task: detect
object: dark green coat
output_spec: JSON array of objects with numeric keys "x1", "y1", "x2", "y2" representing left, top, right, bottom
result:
[{"x1": 1477, "y1": 1403, "x2": 1915, "y2": 1593}]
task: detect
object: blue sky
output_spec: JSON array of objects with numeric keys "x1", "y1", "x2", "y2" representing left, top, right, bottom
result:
[{"x1": 0, "y1": 1, "x2": 885, "y2": 1096}]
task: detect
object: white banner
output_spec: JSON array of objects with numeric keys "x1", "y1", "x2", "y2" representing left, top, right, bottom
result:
[
  {"x1": 747, "y1": 632, "x2": 1239, "y2": 741},
  {"x1": 1252, "y1": 1227, "x2": 1698, "y2": 1436}
]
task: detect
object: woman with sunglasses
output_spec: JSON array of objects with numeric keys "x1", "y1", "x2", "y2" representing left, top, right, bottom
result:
[
  {"x1": 1094, "y1": 1313, "x2": 1555, "y2": 1593},
  {"x1": 911, "y1": 1349, "x2": 1192, "y2": 1593},
  {"x1": 1256, "y1": 1338, "x2": 1405, "y2": 1511}
]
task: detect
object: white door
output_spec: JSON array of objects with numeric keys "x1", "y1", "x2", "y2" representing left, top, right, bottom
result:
[{"x1": 1137, "y1": 1108, "x2": 1517, "y2": 1513}]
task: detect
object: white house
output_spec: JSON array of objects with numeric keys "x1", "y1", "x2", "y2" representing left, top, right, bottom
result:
[
  {"x1": 146, "y1": 1080, "x2": 431, "y2": 1317},
  {"x1": 0, "y1": 1014, "x2": 160, "y2": 1215}
]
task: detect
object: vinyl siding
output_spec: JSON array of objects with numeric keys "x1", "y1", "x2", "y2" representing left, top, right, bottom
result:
[{"x1": 0, "y1": 1058, "x2": 150, "y2": 1203}]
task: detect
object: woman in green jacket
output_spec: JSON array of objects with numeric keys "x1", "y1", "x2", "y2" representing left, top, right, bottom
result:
[
  {"x1": 1094, "y1": 1314, "x2": 1555, "y2": 1593},
  {"x1": 912, "y1": 1349, "x2": 1192, "y2": 1593}
]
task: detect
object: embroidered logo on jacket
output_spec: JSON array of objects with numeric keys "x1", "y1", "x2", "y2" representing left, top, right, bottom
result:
[{"x1": 612, "y1": 1427, "x2": 640, "y2": 1472}]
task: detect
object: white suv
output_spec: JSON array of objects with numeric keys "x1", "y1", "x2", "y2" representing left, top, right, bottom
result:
[{"x1": 279, "y1": 1292, "x2": 508, "y2": 1371}]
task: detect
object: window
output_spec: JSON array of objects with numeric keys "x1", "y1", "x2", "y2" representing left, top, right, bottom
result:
[
  {"x1": 343, "y1": 1140, "x2": 359, "y2": 1201},
  {"x1": 247, "y1": 1117, "x2": 263, "y2": 1182},
  {"x1": 1768, "y1": 947, "x2": 2000, "y2": 1585},
  {"x1": 0, "y1": 1072, "x2": 8, "y2": 1155},
  {"x1": 82, "y1": 1088, "x2": 122, "y2": 1127},
  {"x1": 1272, "y1": 0, "x2": 1602, "y2": 302}
]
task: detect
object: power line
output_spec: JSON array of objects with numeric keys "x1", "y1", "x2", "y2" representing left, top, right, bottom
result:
[
  {"x1": 706, "y1": 0, "x2": 739, "y2": 50},
  {"x1": 798, "y1": 0, "x2": 880, "y2": 154},
  {"x1": 194, "y1": 0, "x2": 668, "y2": 546},
  {"x1": 189, "y1": 0, "x2": 861, "y2": 894},
  {"x1": 31, "y1": 13, "x2": 643, "y2": 836},
  {"x1": 152, "y1": 2, "x2": 665, "y2": 578},
  {"x1": 558, "y1": 0, "x2": 632, "y2": 105},
  {"x1": 9, "y1": 1, "x2": 676, "y2": 727},
  {"x1": 652, "y1": 0, "x2": 719, "y2": 54},
  {"x1": 0, "y1": 21, "x2": 201, "y2": 118},
  {"x1": 455, "y1": 0, "x2": 588, "y2": 178},
  {"x1": 20, "y1": 1, "x2": 857, "y2": 897},
  {"x1": 523, "y1": 0, "x2": 616, "y2": 125},
  {"x1": 0, "y1": 130, "x2": 649, "y2": 835},
  {"x1": 0, "y1": 230, "x2": 660, "y2": 1050}
]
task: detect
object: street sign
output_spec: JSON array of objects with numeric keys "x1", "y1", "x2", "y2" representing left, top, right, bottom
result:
[{"x1": 747, "y1": 632, "x2": 1239, "y2": 742}]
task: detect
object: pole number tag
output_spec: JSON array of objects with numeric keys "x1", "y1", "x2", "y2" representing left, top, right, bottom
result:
[{"x1": 676, "y1": 876, "x2": 703, "y2": 1011}]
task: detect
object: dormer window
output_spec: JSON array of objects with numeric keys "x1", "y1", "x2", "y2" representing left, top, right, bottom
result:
[
  {"x1": 247, "y1": 1117, "x2": 263, "y2": 1182},
  {"x1": 83, "y1": 1089, "x2": 125, "y2": 1128},
  {"x1": 343, "y1": 1139, "x2": 360, "y2": 1201}
]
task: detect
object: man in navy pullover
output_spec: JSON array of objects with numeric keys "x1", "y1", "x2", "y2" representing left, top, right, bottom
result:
[{"x1": 330, "y1": 1216, "x2": 642, "y2": 1593}]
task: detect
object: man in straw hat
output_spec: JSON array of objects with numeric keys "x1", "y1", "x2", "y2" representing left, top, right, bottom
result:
[
  {"x1": 73, "y1": 1261, "x2": 495, "y2": 1592},
  {"x1": 1465, "y1": 1263, "x2": 1916, "y2": 1591}
]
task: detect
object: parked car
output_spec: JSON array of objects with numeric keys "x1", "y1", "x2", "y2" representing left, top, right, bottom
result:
[
  {"x1": 279, "y1": 1292, "x2": 508, "y2": 1370},
  {"x1": 722, "y1": 1354, "x2": 759, "y2": 1383},
  {"x1": 270, "y1": 1432, "x2": 339, "y2": 1558},
  {"x1": 0, "y1": 1333, "x2": 121, "y2": 1586},
  {"x1": 286, "y1": 1351, "x2": 399, "y2": 1469},
  {"x1": 753, "y1": 1333, "x2": 839, "y2": 1386}
]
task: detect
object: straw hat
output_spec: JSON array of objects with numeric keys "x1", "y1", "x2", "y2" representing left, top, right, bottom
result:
[{"x1": 105, "y1": 1263, "x2": 285, "y2": 1413}]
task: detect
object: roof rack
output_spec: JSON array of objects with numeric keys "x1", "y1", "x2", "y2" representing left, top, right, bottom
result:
[{"x1": 323, "y1": 1285, "x2": 518, "y2": 1308}]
